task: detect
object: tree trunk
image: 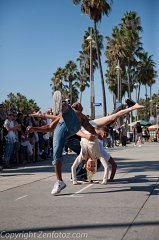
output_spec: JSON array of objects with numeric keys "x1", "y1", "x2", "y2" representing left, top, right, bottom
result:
[
  {"x1": 127, "y1": 63, "x2": 131, "y2": 99},
  {"x1": 145, "y1": 84, "x2": 148, "y2": 120},
  {"x1": 127, "y1": 62, "x2": 132, "y2": 123},
  {"x1": 150, "y1": 85, "x2": 152, "y2": 100},
  {"x1": 79, "y1": 91, "x2": 82, "y2": 104},
  {"x1": 137, "y1": 83, "x2": 141, "y2": 102},
  {"x1": 69, "y1": 81, "x2": 73, "y2": 105},
  {"x1": 94, "y1": 21, "x2": 107, "y2": 116}
]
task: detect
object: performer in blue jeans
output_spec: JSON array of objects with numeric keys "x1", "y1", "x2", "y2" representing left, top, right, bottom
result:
[
  {"x1": 27, "y1": 91, "x2": 145, "y2": 195},
  {"x1": 51, "y1": 99, "x2": 100, "y2": 195}
]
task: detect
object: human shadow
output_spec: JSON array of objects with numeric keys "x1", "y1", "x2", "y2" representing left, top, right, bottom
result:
[{"x1": 0, "y1": 153, "x2": 77, "y2": 175}]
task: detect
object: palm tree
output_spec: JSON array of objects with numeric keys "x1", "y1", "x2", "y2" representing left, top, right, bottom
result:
[
  {"x1": 135, "y1": 51, "x2": 157, "y2": 120},
  {"x1": 105, "y1": 11, "x2": 143, "y2": 108},
  {"x1": 77, "y1": 27, "x2": 98, "y2": 104},
  {"x1": 105, "y1": 25, "x2": 130, "y2": 106},
  {"x1": 120, "y1": 11, "x2": 143, "y2": 99},
  {"x1": 73, "y1": 0, "x2": 113, "y2": 116},
  {"x1": 136, "y1": 51, "x2": 157, "y2": 101},
  {"x1": 63, "y1": 61, "x2": 79, "y2": 105},
  {"x1": 76, "y1": 69, "x2": 90, "y2": 103},
  {"x1": 51, "y1": 67, "x2": 64, "y2": 93}
]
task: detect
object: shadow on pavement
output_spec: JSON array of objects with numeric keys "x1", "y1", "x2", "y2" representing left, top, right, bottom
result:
[
  {"x1": 2, "y1": 220, "x2": 159, "y2": 234},
  {"x1": 0, "y1": 154, "x2": 77, "y2": 175}
]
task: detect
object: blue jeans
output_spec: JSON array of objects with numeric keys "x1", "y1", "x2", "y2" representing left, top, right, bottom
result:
[
  {"x1": 52, "y1": 105, "x2": 81, "y2": 165},
  {"x1": 62, "y1": 105, "x2": 81, "y2": 134},
  {"x1": 4, "y1": 140, "x2": 15, "y2": 162},
  {"x1": 65, "y1": 135, "x2": 87, "y2": 178}
]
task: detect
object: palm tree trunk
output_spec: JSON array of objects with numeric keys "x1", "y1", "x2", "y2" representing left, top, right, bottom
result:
[
  {"x1": 137, "y1": 83, "x2": 141, "y2": 102},
  {"x1": 127, "y1": 62, "x2": 131, "y2": 99},
  {"x1": 94, "y1": 21, "x2": 107, "y2": 116},
  {"x1": 145, "y1": 84, "x2": 148, "y2": 120},
  {"x1": 79, "y1": 91, "x2": 82, "y2": 104},
  {"x1": 127, "y1": 62, "x2": 132, "y2": 123},
  {"x1": 69, "y1": 81, "x2": 73, "y2": 105},
  {"x1": 113, "y1": 93, "x2": 116, "y2": 110},
  {"x1": 150, "y1": 85, "x2": 152, "y2": 100}
]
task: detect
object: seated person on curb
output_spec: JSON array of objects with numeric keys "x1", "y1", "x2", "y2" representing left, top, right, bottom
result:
[{"x1": 27, "y1": 91, "x2": 145, "y2": 195}]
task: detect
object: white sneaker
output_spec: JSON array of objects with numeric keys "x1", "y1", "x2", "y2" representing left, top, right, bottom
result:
[
  {"x1": 101, "y1": 181, "x2": 107, "y2": 185},
  {"x1": 73, "y1": 181, "x2": 81, "y2": 185},
  {"x1": 51, "y1": 180, "x2": 66, "y2": 195},
  {"x1": 53, "y1": 91, "x2": 62, "y2": 115}
]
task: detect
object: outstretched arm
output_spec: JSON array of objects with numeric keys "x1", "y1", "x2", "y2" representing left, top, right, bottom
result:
[
  {"x1": 27, "y1": 116, "x2": 60, "y2": 133},
  {"x1": 29, "y1": 113, "x2": 58, "y2": 120}
]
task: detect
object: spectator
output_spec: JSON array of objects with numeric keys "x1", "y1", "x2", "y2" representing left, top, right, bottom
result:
[
  {"x1": 0, "y1": 104, "x2": 6, "y2": 168},
  {"x1": 156, "y1": 128, "x2": 159, "y2": 142},
  {"x1": 3, "y1": 111, "x2": 20, "y2": 167},
  {"x1": 120, "y1": 122, "x2": 129, "y2": 147},
  {"x1": 142, "y1": 127, "x2": 150, "y2": 142},
  {"x1": 134, "y1": 122, "x2": 143, "y2": 147}
]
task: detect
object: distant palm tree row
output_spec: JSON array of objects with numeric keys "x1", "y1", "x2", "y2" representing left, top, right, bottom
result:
[
  {"x1": 105, "y1": 11, "x2": 157, "y2": 109},
  {"x1": 51, "y1": 0, "x2": 157, "y2": 117}
]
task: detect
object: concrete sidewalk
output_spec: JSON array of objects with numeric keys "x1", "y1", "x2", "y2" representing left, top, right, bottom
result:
[
  {"x1": 0, "y1": 152, "x2": 76, "y2": 192},
  {"x1": 0, "y1": 142, "x2": 159, "y2": 240}
]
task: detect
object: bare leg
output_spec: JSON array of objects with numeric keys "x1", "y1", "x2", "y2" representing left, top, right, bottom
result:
[
  {"x1": 54, "y1": 162, "x2": 62, "y2": 181},
  {"x1": 93, "y1": 103, "x2": 145, "y2": 127},
  {"x1": 108, "y1": 157, "x2": 117, "y2": 181}
]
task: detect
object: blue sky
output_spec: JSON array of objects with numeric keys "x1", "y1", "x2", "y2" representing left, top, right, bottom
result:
[{"x1": 0, "y1": 0, "x2": 159, "y2": 116}]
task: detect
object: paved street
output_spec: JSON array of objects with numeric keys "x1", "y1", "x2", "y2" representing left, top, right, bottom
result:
[{"x1": 0, "y1": 142, "x2": 159, "y2": 240}]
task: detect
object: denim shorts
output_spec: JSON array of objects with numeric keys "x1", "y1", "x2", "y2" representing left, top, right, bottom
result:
[
  {"x1": 65, "y1": 135, "x2": 81, "y2": 155},
  {"x1": 52, "y1": 105, "x2": 81, "y2": 165},
  {"x1": 89, "y1": 120, "x2": 98, "y2": 128},
  {"x1": 62, "y1": 105, "x2": 81, "y2": 134}
]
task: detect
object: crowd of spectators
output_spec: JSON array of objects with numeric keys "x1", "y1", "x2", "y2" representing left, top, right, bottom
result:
[
  {"x1": 103, "y1": 121, "x2": 156, "y2": 148},
  {"x1": 1, "y1": 101, "x2": 158, "y2": 171},
  {"x1": 0, "y1": 103, "x2": 53, "y2": 170}
]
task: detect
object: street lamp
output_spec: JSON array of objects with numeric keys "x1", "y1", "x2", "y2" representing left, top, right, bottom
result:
[
  {"x1": 115, "y1": 59, "x2": 121, "y2": 107},
  {"x1": 134, "y1": 83, "x2": 138, "y2": 102},
  {"x1": 87, "y1": 32, "x2": 95, "y2": 119},
  {"x1": 145, "y1": 93, "x2": 149, "y2": 121}
]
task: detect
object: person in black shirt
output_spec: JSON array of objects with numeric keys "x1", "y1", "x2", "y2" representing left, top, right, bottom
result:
[{"x1": 134, "y1": 122, "x2": 142, "y2": 146}]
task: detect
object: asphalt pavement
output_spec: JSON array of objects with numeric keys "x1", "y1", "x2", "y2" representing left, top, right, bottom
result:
[{"x1": 0, "y1": 142, "x2": 159, "y2": 240}]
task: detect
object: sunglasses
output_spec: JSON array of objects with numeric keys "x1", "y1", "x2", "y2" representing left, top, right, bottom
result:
[{"x1": 8, "y1": 114, "x2": 13, "y2": 116}]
